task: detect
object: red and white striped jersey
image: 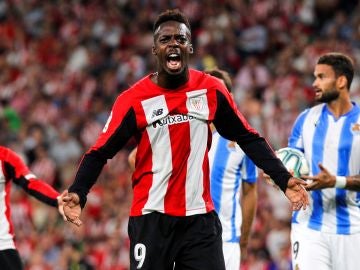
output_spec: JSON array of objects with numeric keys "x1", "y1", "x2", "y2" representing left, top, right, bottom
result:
[
  {"x1": 0, "y1": 146, "x2": 59, "y2": 250},
  {"x1": 69, "y1": 69, "x2": 291, "y2": 216}
]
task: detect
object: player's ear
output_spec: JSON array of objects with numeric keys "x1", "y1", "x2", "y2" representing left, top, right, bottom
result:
[
  {"x1": 188, "y1": 44, "x2": 193, "y2": 54},
  {"x1": 152, "y1": 46, "x2": 157, "y2": 55},
  {"x1": 337, "y1": 75, "x2": 347, "y2": 89}
]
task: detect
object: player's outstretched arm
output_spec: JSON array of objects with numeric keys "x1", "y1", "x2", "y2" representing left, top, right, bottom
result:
[
  {"x1": 62, "y1": 190, "x2": 83, "y2": 226},
  {"x1": 304, "y1": 163, "x2": 360, "y2": 191},
  {"x1": 285, "y1": 177, "x2": 309, "y2": 211}
]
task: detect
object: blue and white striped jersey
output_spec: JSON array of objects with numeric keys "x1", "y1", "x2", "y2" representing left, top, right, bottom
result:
[
  {"x1": 209, "y1": 131, "x2": 258, "y2": 242},
  {"x1": 289, "y1": 102, "x2": 360, "y2": 234}
]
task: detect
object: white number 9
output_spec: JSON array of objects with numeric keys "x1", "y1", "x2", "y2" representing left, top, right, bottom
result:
[{"x1": 134, "y1": 243, "x2": 146, "y2": 269}]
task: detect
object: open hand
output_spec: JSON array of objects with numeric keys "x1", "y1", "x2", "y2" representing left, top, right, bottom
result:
[
  {"x1": 62, "y1": 190, "x2": 83, "y2": 227},
  {"x1": 302, "y1": 163, "x2": 335, "y2": 190},
  {"x1": 285, "y1": 177, "x2": 309, "y2": 211}
]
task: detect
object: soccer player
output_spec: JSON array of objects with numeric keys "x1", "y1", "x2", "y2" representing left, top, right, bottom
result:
[
  {"x1": 0, "y1": 146, "x2": 65, "y2": 270},
  {"x1": 62, "y1": 9, "x2": 308, "y2": 270},
  {"x1": 288, "y1": 52, "x2": 360, "y2": 270},
  {"x1": 206, "y1": 68, "x2": 258, "y2": 269}
]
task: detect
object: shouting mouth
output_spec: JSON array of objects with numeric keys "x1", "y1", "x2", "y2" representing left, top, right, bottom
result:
[{"x1": 166, "y1": 53, "x2": 181, "y2": 71}]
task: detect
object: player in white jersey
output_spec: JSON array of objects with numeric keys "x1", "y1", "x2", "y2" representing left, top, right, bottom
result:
[
  {"x1": 288, "y1": 52, "x2": 360, "y2": 270},
  {"x1": 206, "y1": 68, "x2": 258, "y2": 270}
]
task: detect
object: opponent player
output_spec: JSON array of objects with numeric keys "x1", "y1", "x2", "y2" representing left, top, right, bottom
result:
[
  {"x1": 207, "y1": 68, "x2": 258, "y2": 270},
  {"x1": 0, "y1": 146, "x2": 65, "y2": 270},
  {"x1": 62, "y1": 9, "x2": 308, "y2": 270},
  {"x1": 288, "y1": 52, "x2": 360, "y2": 270}
]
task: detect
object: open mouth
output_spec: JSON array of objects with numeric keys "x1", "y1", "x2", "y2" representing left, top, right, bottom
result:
[
  {"x1": 314, "y1": 88, "x2": 322, "y2": 97},
  {"x1": 166, "y1": 53, "x2": 181, "y2": 71}
]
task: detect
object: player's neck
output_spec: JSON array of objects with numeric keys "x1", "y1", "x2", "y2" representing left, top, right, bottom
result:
[
  {"x1": 152, "y1": 70, "x2": 189, "y2": 89},
  {"x1": 326, "y1": 96, "x2": 353, "y2": 119}
]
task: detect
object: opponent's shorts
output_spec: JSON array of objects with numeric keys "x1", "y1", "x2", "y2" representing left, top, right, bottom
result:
[
  {"x1": 291, "y1": 224, "x2": 360, "y2": 270},
  {"x1": 222, "y1": 241, "x2": 240, "y2": 270},
  {"x1": 128, "y1": 211, "x2": 225, "y2": 270}
]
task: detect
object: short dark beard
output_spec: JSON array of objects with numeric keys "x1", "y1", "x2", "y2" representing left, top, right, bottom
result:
[{"x1": 316, "y1": 88, "x2": 339, "y2": 103}]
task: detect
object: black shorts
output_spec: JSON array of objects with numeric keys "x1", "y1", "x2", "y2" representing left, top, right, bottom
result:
[
  {"x1": 128, "y1": 211, "x2": 225, "y2": 270},
  {"x1": 0, "y1": 249, "x2": 23, "y2": 270}
]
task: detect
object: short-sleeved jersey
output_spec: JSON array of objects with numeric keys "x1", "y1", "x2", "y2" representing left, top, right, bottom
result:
[
  {"x1": 209, "y1": 131, "x2": 257, "y2": 242},
  {"x1": 289, "y1": 102, "x2": 360, "y2": 234},
  {"x1": 0, "y1": 146, "x2": 59, "y2": 250},
  {"x1": 69, "y1": 69, "x2": 291, "y2": 217}
]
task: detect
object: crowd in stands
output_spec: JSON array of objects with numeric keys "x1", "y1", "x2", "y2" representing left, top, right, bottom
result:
[{"x1": 1, "y1": 0, "x2": 360, "y2": 269}]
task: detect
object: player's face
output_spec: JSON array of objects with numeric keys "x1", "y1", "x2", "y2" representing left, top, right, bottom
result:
[
  {"x1": 153, "y1": 21, "x2": 193, "y2": 76},
  {"x1": 312, "y1": 64, "x2": 340, "y2": 103}
]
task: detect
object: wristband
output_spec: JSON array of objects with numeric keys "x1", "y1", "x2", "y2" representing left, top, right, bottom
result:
[{"x1": 335, "y1": 176, "x2": 346, "y2": 188}]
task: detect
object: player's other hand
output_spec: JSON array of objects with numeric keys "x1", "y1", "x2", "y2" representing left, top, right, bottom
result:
[
  {"x1": 57, "y1": 190, "x2": 68, "y2": 221},
  {"x1": 285, "y1": 177, "x2": 309, "y2": 211},
  {"x1": 302, "y1": 163, "x2": 335, "y2": 190},
  {"x1": 62, "y1": 190, "x2": 83, "y2": 227}
]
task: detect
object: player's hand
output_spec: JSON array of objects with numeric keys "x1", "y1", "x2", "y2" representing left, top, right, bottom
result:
[
  {"x1": 57, "y1": 190, "x2": 68, "y2": 221},
  {"x1": 302, "y1": 163, "x2": 335, "y2": 190},
  {"x1": 62, "y1": 190, "x2": 83, "y2": 227},
  {"x1": 285, "y1": 177, "x2": 309, "y2": 211}
]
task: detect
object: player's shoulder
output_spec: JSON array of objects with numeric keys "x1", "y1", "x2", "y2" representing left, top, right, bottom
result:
[
  {"x1": 300, "y1": 103, "x2": 326, "y2": 119},
  {"x1": 0, "y1": 146, "x2": 15, "y2": 160},
  {"x1": 189, "y1": 69, "x2": 225, "y2": 90}
]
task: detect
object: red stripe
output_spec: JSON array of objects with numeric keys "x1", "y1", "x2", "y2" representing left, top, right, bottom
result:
[
  {"x1": 130, "y1": 132, "x2": 153, "y2": 216},
  {"x1": 27, "y1": 178, "x2": 59, "y2": 199},
  {"x1": 164, "y1": 122, "x2": 190, "y2": 215},
  {"x1": 202, "y1": 146, "x2": 214, "y2": 212}
]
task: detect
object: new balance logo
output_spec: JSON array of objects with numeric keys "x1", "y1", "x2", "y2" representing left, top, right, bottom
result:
[{"x1": 152, "y1": 108, "x2": 164, "y2": 118}]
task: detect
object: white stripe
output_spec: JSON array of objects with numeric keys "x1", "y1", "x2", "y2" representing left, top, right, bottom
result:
[
  {"x1": 186, "y1": 118, "x2": 208, "y2": 214},
  {"x1": 141, "y1": 95, "x2": 171, "y2": 214},
  {"x1": 185, "y1": 90, "x2": 210, "y2": 215},
  {"x1": 141, "y1": 95, "x2": 169, "y2": 125},
  {"x1": 142, "y1": 125, "x2": 172, "y2": 214}
]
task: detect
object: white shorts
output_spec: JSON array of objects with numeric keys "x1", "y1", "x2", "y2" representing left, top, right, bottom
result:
[
  {"x1": 222, "y1": 242, "x2": 240, "y2": 270},
  {"x1": 291, "y1": 224, "x2": 360, "y2": 270}
]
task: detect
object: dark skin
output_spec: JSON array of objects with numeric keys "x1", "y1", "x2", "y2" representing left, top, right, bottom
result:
[
  {"x1": 151, "y1": 21, "x2": 193, "y2": 89},
  {"x1": 62, "y1": 19, "x2": 308, "y2": 227}
]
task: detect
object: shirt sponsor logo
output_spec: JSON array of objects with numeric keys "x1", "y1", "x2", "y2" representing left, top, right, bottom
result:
[{"x1": 152, "y1": 114, "x2": 194, "y2": 128}]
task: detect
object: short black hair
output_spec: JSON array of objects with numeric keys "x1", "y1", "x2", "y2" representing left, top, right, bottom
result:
[
  {"x1": 153, "y1": 9, "x2": 191, "y2": 33},
  {"x1": 205, "y1": 68, "x2": 232, "y2": 92},
  {"x1": 317, "y1": 52, "x2": 354, "y2": 90}
]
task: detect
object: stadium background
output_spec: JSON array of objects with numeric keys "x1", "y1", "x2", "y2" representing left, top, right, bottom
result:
[{"x1": 0, "y1": 0, "x2": 360, "y2": 269}]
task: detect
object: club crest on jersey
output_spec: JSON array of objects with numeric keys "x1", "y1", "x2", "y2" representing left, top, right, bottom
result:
[
  {"x1": 351, "y1": 123, "x2": 360, "y2": 135},
  {"x1": 190, "y1": 97, "x2": 204, "y2": 111}
]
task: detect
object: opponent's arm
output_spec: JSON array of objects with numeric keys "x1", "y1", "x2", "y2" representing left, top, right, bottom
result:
[
  {"x1": 240, "y1": 181, "x2": 257, "y2": 260},
  {"x1": 128, "y1": 147, "x2": 137, "y2": 172},
  {"x1": 304, "y1": 163, "x2": 360, "y2": 191}
]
